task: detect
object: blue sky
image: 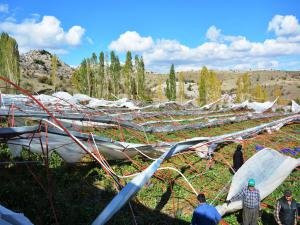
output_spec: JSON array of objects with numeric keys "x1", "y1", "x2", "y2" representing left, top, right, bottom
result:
[{"x1": 0, "y1": 0, "x2": 300, "y2": 71}]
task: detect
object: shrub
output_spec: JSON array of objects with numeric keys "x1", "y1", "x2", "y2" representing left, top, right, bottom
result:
[
  {"x1": 39, "y1": 50, "x2": 51, "y2": 55},
  {"x1": 38, "y1": 76, "x2": 52, "y2": 85},
  {"x1": 33, "y1": 59, "x2": 45, "y2": 66}
]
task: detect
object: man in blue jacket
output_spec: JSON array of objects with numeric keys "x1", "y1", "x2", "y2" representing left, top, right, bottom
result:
[{"x1": 192, "y1": 193, "x2": 222, "y2": 225}]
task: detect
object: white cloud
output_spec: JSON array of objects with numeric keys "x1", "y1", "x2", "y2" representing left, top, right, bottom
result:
[
  {"x1": 206, "y1": 26, "x2": 221, "y2": 41},
  {"x1": 109, "y1": 15, "x2": 300, "y2": 72},
  {"x1": 0, "y1": 15, "x2": 85, "y2": 53},
  {"x1": 109, "y1": 31, "x2": 153, "y2": 52},
  {"x1": 268, "y1": 15, "x2": 300, "y2": 36},
  {"x1": 0, "y1": 3, "x2": 8, "y2": 13}
]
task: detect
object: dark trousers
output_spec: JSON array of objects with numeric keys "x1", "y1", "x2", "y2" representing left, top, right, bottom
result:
[{"x1": 242, "y1": 207, "x2": 259, "y2": 225}]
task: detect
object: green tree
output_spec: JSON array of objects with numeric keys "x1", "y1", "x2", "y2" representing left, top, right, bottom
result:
[
  {"x1": 207, "y1": 70, "x2": 221, "y2": 102},
  {"x1": 274, "y1": 85, "x2": 284, "y2": 105},
  {"x1": 98, "y1": 52, "x2": 105, "y2": 98},
  {"x1": 123, "y1": 51, "x2": 133, "y2": 98},
  {"x1": 72, "y1": 59, "x2": 89, "y2": 94},
  {"x1": 136, "y1": 56, "x2": 145, "y2": 99},
  {"x1": 51, "y1": 55, "x2": 57, "y2": 91},
  {"x1": 0, "y1": 32, "x2": 21, "y2": 90},
  {"x1": 253, "y1": 84, "x2": 264, "y2": 102},
  {"x1": 169, "y1": 64, "x2": 176, "y2": 100},
  {"x1": 235, "y1": 73, "x2": 251, "y2": 102},
  {"x1": 178, "y1": 72, "x2": 185, "y2": 103},
  {"x1": 198, "y1": 66, "x2": 208, "y2": 106},
  {"x1": 242, "y1": 73, "x2": 251, "y2": 100}
]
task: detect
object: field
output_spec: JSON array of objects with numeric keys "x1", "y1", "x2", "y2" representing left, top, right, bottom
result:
[{"x1": 0, "y1": 108, "x2": 299, "y2": 225}]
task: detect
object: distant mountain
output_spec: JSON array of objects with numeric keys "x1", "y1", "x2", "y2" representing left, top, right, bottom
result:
[{"x1": 20, "y1": 50, "x2": 74, "y2": 79}]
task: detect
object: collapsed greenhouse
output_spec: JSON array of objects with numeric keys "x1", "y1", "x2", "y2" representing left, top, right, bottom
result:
[{"x1": 0, "y1": 77, "x2": 299, "y2": 225}]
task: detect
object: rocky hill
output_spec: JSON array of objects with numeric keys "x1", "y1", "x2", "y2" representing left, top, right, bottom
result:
[
  {"x1": 19, "y1": 50, "x2": 74, "y2": 93},
  {"x1": 20, "y1": 50, "x2": 74, "y2": 79}
]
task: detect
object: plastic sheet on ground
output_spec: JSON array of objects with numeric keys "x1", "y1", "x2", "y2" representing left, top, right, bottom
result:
[
  {"x1": 92, "y1": 114, "x2": 300, "y2": 225},
  {"x1": 291, "y1": 100, "x2": 300, "y2": 113},
  {"x1": 216, "y1": 149, "x2": 300, "y2": 216}
]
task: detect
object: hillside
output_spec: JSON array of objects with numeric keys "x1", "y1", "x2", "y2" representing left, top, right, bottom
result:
[
  {"x1": 16, "y1": 51, "x2": 300, "y2": 101},
  {"x1": 19, "y1": 50, "x2": 74, "y2": 94},
  {"x1": 146, "y1": 70, "x2": 300, "y2": 101}
]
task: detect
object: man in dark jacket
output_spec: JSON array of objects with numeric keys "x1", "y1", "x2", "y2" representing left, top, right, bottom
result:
[
  {"x1": 233, "y1": 144, "x2": 244, "y2": 172},
  {"x1": 274, "y1": 190, "x2": 298, "y2": 225},
  {"x1": 192, "y1": 193, "x2": 221, "y2": 225}
]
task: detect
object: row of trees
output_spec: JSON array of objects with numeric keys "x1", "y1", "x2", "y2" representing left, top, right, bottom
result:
[
  {"x1": 72, "y1": 51, "x2": 146, "y2": 100},
  {"x1": 235, "y1": 73, "x2": 285, "y2": 104},
  {"x1": 162, "y1": 65, "x2": 223, "y2": 106},
  {"x1": 0, "y1": 33, "x2": 20, "y2": 89}
]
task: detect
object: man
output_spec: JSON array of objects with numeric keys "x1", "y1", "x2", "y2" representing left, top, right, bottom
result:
[
  {"x1": 226, "y1": 179, "x2": 260, "y2": 225},
  {"x1": 274, "y1": 189, "x2": 298, "y2": 225},
  {"x1": 192, "y1": 193, "x2": 221, "y2": 225},
  {"x1": 233, "y1": 144, "x2": 244, "y2": 172}
]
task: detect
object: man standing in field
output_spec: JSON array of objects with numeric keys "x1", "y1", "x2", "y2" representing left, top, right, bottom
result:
[
  {"x1": 274, "y1": 189, "x2": 298, "y2": 225},
  {"x1": 233, "y1": 144, "x2": 244, "y2": 172},
  {"x1": 192, "y1": 193, "x2": 222, "y2": 225},
  {"x1": 226, "y1": 179, "x2": 261, "y2": 225}
]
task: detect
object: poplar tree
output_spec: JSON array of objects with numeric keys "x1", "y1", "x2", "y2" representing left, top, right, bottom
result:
[
  {"x1": 198, "y1": 66, "x2": 208, "y2": 106},
  {"x1": 124, "y1": 51, "x2": 133, "y2": 98},
  {"x1": 51, "y1": 55, "x2": 57, "y2": 91},
  {"x1": 169, "y1": 64, "x2": 176, "y2": 100},
  {"x1": 274, "y1": 85, "x2": 283, "y2": 105},
  {"x1": 114, "y1": 56, "x2": 121, "y2": 97},
  {"x1": 242, "y1": 73, "x2": 251, "y2": 100},
  {"x1": 90, "y1": 52, "x2": 98, "y2": 97},
  {"x1": 253, "y1": 84, "x2": 264, "y2": 102},
  {"x1": 137, "y1": 56, "x2": 145, "y2": 99},
  {"x1": 235, "y1": 73, "x2": 251, "y2": 102},
  {"x1": 178, "y1": 72, "x2": 185, "y2": 103},
  {"x1": 98, "y1": 52, "x2": 105, "y2": 98},
  {"x1": 0, "y1": 32, "x2": 21, "y2": 90}
]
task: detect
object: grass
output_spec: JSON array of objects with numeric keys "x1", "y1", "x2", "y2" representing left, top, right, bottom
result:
[{"x1": 0, "y1": 115, "x2": 299, "y2": 225}]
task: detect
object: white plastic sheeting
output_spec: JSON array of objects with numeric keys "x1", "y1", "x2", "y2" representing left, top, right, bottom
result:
[
  {"x1": 92, "y1": 114, "x2": 300, "y2": 224},
  {"x1": 291, "y1": 100, "x2": 300, "y2": 113},
  {"x1": 230, "y1": 98, "x2": 278, "y2": 113},
  {"x1": 216, "y1": 149, "x2": 300, "y2": 216},
  {"x1": 0, "y1": 204, "x2": 33, "y2": 225},
  {"x1": 7, "y1": 133, "x2": 159, "y2": 162}
]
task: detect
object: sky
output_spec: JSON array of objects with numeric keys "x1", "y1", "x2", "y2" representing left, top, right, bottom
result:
[{"x1": 0, "y1": 0, "x2": 300, "y2": 72}]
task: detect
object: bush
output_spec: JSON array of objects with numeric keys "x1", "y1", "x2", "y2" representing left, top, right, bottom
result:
[
  {"x1": 33, "y1": 59, "x2": 45, "y2": 66},
  {"x1": 38, "y1": 76, "x2": 52, "y2": 85},
  {"x1": 39, "y1": 50, "x2": 51, "y2": 55}
]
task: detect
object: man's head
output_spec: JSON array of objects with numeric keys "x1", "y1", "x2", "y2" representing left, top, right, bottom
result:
[
  {"x1": 237, "y1": 144, "x2": 242, "y2": 151},
  {"x1": 248, "y1": 178, "x2": 255, "y2": 191},
  {"x1": 284, "y1": 189, "x2": 292, "y2": 201},
  {"x1": 197, "y1": 193, "x2": 206, "y2": 203}
]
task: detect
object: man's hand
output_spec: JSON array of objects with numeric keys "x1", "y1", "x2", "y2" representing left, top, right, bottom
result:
[{"x1": 225, "y1": 200, "x2": 231, "y2": 206}]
